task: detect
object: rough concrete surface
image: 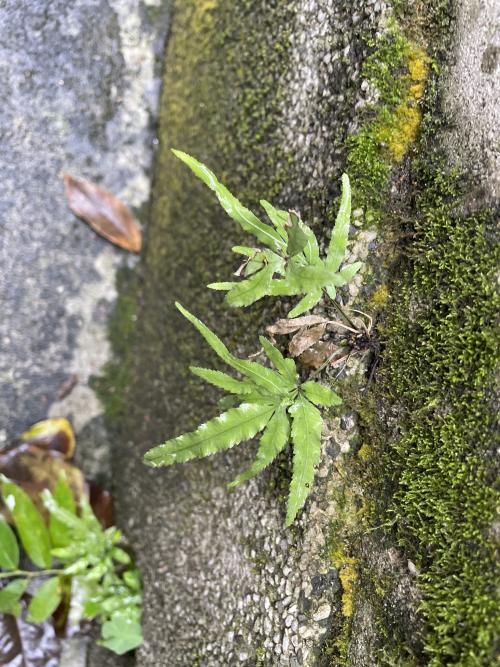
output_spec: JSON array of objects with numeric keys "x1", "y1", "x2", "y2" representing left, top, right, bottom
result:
[
  {"x1": 0, "y1": 0, "x2": 170, "y2": 443},
  {"x1": 107, "y1": 2, "x2": 396, "y2": 666},
  {"x1": 443, "y1": 0, "x2": 500, "y2": 202},
  {"x1": 0, "y1": 0, "x2": 170, "y2": 663}
]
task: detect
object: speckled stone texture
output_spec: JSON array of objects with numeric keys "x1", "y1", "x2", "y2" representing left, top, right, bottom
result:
[
  {"x1": 0, "y1": 0, "x2": 170, "y2": 444},
  {"x1": 442, "y1": 0, "x2": 500, "y2": 203},
  {"x1": 0, "y1": 1, "x2": 170, "y2": 665},
  {"x1": 108, "y1": 2, "x2": 391, "y2": 666}
]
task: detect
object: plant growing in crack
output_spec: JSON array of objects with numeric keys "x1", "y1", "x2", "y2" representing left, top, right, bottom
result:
[
  {"x1": 173, "y1": 150, "x2": 362, "y2": 317},
  {"x1": 144, "y1": 304, "x2": 342, "y2": 526},
  {"x1": 145, "y1": 151, "x2": 369, "y2": 525}
]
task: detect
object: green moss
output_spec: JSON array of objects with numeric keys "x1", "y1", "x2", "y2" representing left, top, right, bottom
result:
[
  {"x1": 338, "y1": 2, "x2": 498, "y2": 664},
  {"x1": 346, "y1": 24, "x2": 429, "y2": 221},
  {"x1": 379, "y1": 163, "x2": 499, "y2": 665},
  {"x1": 352, "y1": 28, "x2": 498, "y2": 663}
]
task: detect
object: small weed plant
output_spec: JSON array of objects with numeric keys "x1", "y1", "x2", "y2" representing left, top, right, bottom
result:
[
  {"x1": 145, "y1": 151, "x2": 365, "y2": 525},
  {"x1": 0, "y1": 475, "x2": 142, "y2": 655}
]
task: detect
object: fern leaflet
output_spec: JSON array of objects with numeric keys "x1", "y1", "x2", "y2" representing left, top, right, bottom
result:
[{"x1": 286, "y1": 397, "x2": 323, "y2": 526}]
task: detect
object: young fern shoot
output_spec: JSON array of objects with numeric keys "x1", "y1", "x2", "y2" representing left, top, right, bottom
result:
[
  {"x1": 172, "y1": 150, "x2": 362, "y2": 317},
  {"x1": 144, "y1": 303, "x2": 342, "y2": 526}
]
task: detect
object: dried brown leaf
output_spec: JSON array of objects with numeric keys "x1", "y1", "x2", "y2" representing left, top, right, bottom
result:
[
  {"x1": 288, "y1": 323, "x2": 327, "y2": 357},
  {"x1": 63, "y1": 174, "x2": 142, "y2": 253},
  {"x1": 0, "y1": 445, "x2": 85, "y2": 520},
  {"x1": 266, "y1": 315, "x2": 329, "y2": 336},
  {"x1": 16, "y1": 418, "x2": 76, "y2": 459},
  {"x1": 298, "y1": 341, "x2": 344, "y2": 369}
]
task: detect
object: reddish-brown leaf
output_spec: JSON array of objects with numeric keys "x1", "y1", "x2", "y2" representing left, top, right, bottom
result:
[
  {"x1": 288, "y1": 323, "x2": 327, "y2": 358},
  {"x1": 88, "y1": 482, "x2": 114, "y2": 529},
  {"x1": 0, "y1": 445, "x2": 85, "y2": 520},
  {"x1": 63, "y1": 174, "x2": 142, "y2": 253}
]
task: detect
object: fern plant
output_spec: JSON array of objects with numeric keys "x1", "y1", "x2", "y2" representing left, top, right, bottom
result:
[
  {"x1": 172, "y1": 150, "x2": 362, "y2": 317},
  {"x1": 144, "y1": 303, "x2": 342, "y2": 526}
]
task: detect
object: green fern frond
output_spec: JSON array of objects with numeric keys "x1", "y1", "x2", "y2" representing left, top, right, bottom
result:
[
  {"x1": 301, "y1": 381, "x2": 342, "y2": 407},
  {"x1": 326, "y1": 173, "x2": 351, "y2": 272},
  {"x1": 232, "y1": 245, "x2": 257, "y2": 256},
  {"x1": 287, "y1": 288, "x2": 323, "y2": 318},
  {"x1": 286, "y1": 397, "x2": 323, "y2": 526},
  {"x1": 259, "y1": 336, "x2": 298, "y2": 385},
  {"x1": 225, "y1": 264, "x2": 275, "y2": 307},
  {"x1": 287, "y1": 212, "x2": 309, "y2": 257},
  {"x1": 144, "y1": 401, "x2": 276, "y2": 467},
  {"x1": 338, "y1": 261, "x2": 363, "y2": 283},
  {"x1": 172, "y1": 151, "x2": 362, "y2": 318},
  {"x1": 229, "y1": 404, "x2": 290, "y2": 487},
  {"x1": 177, "y1": 303, "x2": 294, "y2": 396},
  {"x1": 172, "y1": 150, "x2": 285, "y2": 252},
  {"x1": 189, "y1": 367, "x2": 257, "y2": 395},
  {"x1": 259, "y1": 200, "x2": 288, "y2": 240},
  {"x1": 146, "y1": 302, "x2": 346, "y2": 524}
]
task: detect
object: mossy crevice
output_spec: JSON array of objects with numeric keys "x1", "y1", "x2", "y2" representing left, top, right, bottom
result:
[
  {"x1": 339, "y1": 1, "x2": 499, "y2": 664},
  {"x1": 346, "y1": 20, "x2": 430, "y2": 224}
]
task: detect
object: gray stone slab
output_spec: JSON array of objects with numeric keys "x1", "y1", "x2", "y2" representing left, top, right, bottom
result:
[
  {"x1": 0, "y1": 0, "x2": 171, "y2": 443},
  {"x1": 0, "y1": 1, "x2": 171, "y2": 664}
]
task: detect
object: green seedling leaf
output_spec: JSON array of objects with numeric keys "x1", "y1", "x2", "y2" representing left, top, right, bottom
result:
[
  {"x1": 144, "y1": 402, "x2": 276, "y2": 467},
  {"x1": 207, "y1": 282, "x2": 234, "y2": 291},
  {"x1": 0, "y1": 518, "x2": 19, "y2": 570},
  {"x1": 27, "y1": 577, "x2": 61, "y2": 623},
  {"x1": 0, "y1": 578, "x2": 27, "y2": 616},
  {"x1": 301, "y1": 381, "x2": 342, "y2": 407},
  {"x1": 229, "y1": 404, "x2": 290, "y2": 487},
  {"x1": 286, "y1": 397, "x2": 322, "y2": 526},
  {"x1": 286, "y1": 212, "x2": 309, "y2": 257},
  {"x1": 99, "y1": 611, "x2": 143, "y2": 655},
  {"x1": 172, "y1": 150, "x2": 284, "y2": 251},
  {"x1": 326, "y1": 173, "x2": 351, "y2": 272},
  {"x1": 112, "y1": 548, "x2": 131, "y2": 565},
  {"x1": 190, "y1": 367, "x2": 256, "y2": 395},
  {"x1": 1, "y1": 478, "x2": 52, "y2": 569},
  {"x1": 259, "y1": 336, "x2": 298, "y2": 385},
  {"x1": 123, "y1": 570, "x2": 141, "y2": 591},
  {"x1": 49, "y1": 475, "x2": 77, "y2": 548}
]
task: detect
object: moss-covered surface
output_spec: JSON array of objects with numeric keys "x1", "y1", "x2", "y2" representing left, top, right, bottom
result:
[
  {"x1": 346, "y1": 21, "x2": 430, "y2": 223},
  {"x1": 336, "y1": 2, "x2": 499, "y2": 665},
  {"x1": 381, "y1": 163, "x2": 498, "y2": 666}
]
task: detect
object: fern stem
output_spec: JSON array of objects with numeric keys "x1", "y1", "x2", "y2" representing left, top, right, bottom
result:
[{"x1": 323, "y1": 290, "x2": 358, "y2": 329}]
